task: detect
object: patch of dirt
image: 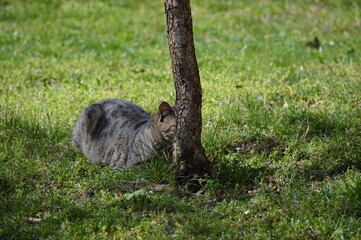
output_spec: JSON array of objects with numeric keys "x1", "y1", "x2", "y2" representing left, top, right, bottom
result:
[{"x1": 225, "y1": 136, "x2": 287, "y2": 155}]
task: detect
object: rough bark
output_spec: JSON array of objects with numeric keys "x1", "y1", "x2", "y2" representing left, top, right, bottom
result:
[{"x1": 164, "y1": 0, "x2": 211, "y2": 190}]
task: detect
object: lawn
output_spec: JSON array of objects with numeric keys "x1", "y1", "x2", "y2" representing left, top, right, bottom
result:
[{"x1": 1, "y1": 0, "x2": 360, "y2": 239}]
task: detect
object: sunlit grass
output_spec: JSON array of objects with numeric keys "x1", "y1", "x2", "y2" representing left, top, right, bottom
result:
[{"x1": 1, "y1": 0, "x2": 360, "y2": 238}]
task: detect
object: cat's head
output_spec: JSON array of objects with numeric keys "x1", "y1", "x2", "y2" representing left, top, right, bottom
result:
[{"x1": 154, "y1": 101, "x2": 176, "y2": 143}]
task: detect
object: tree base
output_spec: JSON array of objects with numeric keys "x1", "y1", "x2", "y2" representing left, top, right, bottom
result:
[{"x1": 176, "y1": 152, "x2": 211, "y2": 192}]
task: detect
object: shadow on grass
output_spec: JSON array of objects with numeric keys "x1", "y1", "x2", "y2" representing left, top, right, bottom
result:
[
  {"x1": 0, "y1": 111, "x2": 75, "y2": 239},
  {"x1": 282, "y1": 109, "x2": 360, "y2": 181},
  {"x1": 211, "y1": 105, "x2": 360, "y2": 193},
  {"x1": 0, "y1": 112, "x2": 73, "y2": 160},
  {"x1": 283, "y1": 109, "x2": 347, "y2": 139},
  {"x1": 0, "y1": 177, "x2": 13, "y2": 197},
  {"x1": 293, "y1": 139, "x2": 361, "y2": 182},
  {"x1": 215, "y1": 161, "x2": 271, "y2": 190}
]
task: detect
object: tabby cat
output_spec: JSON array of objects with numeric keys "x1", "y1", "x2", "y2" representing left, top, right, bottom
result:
[{"x1": 72, "y1": 99, "x2": 176, "y2": 168}]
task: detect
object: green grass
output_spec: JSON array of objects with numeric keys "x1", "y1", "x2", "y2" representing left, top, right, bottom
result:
[{"x1": 1, "y1": 0, "x2": 360, "y2": 239}]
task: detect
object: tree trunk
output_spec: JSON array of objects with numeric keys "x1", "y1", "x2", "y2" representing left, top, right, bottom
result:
[{"x1": 164, "y1": 0, "x2": 211, "y2": 190}]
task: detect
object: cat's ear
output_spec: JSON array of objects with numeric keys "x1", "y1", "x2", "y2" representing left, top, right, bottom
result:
[
  {"x1": 159, "y1": 102, "x2": 172, "y2": 116},
  {"x1": 158, "y1": 102, "x2": 173, "y2": 122}
]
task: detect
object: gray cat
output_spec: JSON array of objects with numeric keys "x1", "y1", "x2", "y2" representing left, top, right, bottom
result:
[{"x1": 72, "y1": 99, "x2": 176, "y2": 168}]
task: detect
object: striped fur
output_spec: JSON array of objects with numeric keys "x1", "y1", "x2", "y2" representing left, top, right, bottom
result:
[{"x1": 72, "y1": 99, "x2": 176, "y2": 168}]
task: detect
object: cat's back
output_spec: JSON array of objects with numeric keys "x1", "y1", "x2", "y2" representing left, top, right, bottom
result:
[
  {"x1": 72, "y1": 99, "x2": 151, "y2": 149},
  {"x1": 96, "y1": 99, "x2": 151, "y2": 122}
]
